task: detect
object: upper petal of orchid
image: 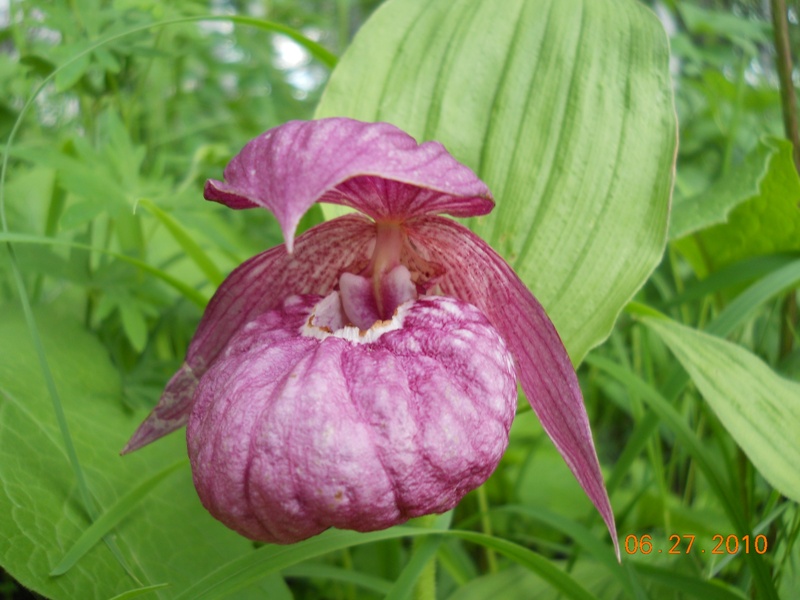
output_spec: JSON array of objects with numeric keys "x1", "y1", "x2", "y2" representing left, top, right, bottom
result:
[
  {"x1": 406, "y1": 216, "x2": 619, "y2": 558},
  {"x1": 203, "y1": 118, "x2": 494, "y2": 251},
  {"x1": 122, "y1": 214, "x2": 375, "y2": 453}
]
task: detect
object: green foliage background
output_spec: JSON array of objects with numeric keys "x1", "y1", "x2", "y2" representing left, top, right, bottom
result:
[{"x1": 1, "y1": 0, "x2": 799, "y2": 599}]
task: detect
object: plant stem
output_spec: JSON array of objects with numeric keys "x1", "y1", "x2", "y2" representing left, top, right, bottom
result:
[
  {"x1": 413, "y1": 515, "x2": 438, "y2": 600},
  {"x1": 476, "y1": 485, "x2": 498, "y2": 573},
  {"x1": 771, "y1": 0, "x2": 800, "y2": 171},
  {"x1": 770, "y1": 0, "x2": 800, "y2": 359},
  {"x1": 415, "y1": 557, "x2": 436, "y2": 600}
]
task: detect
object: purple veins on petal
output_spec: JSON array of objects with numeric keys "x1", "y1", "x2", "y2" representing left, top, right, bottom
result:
[
  {"x1": 122, "y1": 215, "x2": 375, "y2": 453},
  {"x1": 406, "y1": 215, "x2": 619, "y2": 558},
  {"x1": 187, "y1": 295, "x2": 517, "y2": 544},
  {"x1": 124, "y1": 116, "x2": 617, "y2": 556},
  {"x1": 203, "y1": 118, "x2": 494, "y2": 251}
]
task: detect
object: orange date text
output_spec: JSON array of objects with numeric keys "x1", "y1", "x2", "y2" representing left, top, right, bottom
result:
[{"x1": 623, "y1": 534, "x2": 768, "y2": 555}]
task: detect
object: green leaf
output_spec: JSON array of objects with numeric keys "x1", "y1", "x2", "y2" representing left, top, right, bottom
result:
[
  {"x1": 705, "y1": 257, "x2": 800, "y2": 339},
  {"x1": 315, "y1": 0, "x2": 676, "y2": 363},
  {"x1": 119, "y1": 299, "x2": 148, "y2": 352},
  {"x1": 139, "y1": 199, "x2": 224, "y2": 287},
  {"x1": 0, "y1": 232, "x2": 208, "y2": 307},
  {"x1": 385, "y1": 534, "x2": 441, "y2": 600},
  {"x1": 19, "y1": 54, "x2": 57, "y2": 78},
  {"x1": 50, "y1": 460, "x2": 188, "y2": 577},
  {"x1": 495, "y1": 505, "x2": 635, "y2": 596},
  {"x1": 445, "y1": 564, "x2": 614, "y2": 600},
  {"x1": 0, "y1": 306, "x2": 274, "y2": 599},
  {"x1": 60, "y1": 200, "x2": 108, "y2": 230},
  {"x1": 632, "y1": 564, "x2": 749, "y2": 600},
  {"x1": 11, "y1": 144, "x2": 130, "y2": 216},
  {"x1": 678, "y1": 3, "x2": 770, "y2": 50},
  {"x1": 173, "y1": 527, "x2": 597, "y2": 600},
  {"x1": 281, "y1": 563, "x2": 392, "y2": 595},
  {"x1": 385, "y1": 512, "x2": 452, "y2": 600},
  {"x1": 643, "y1": 317, "x2": 800, "y2": 504},
  {"x1": 667, "y1": 254, "x2": 798, "y2": 307},
  {"x1": 446, "y1": 560, "x2": 747, "y2": 600},
  {"x1": 670, "y1": 138, "x2": 791, "y2": 240},
  {"x1": 107, "y1": 583, "x2": 172, "y2": 600},
  {"x1": 675, "y1": 137, "x2": 800, "y2": 273},
  {"x1": 54, "y1": 51, "x2": 90, "y2": 92},
  {"x1": 586, "y1": 354, "x2": 779, "y2": 599}
]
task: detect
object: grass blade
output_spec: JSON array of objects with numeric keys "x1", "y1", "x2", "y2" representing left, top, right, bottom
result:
[
  {"x1": 644, "y1": 317, "x2": 800, "y2": 503},
  {"x1": 0, "y1": 233, "x2": 208, "y2": 306},
  {"x1": 667, "y1": 253, "x2": 797, "y2": 307},
  {"x1": 587, "y1": 355, "x2": 779, "y2": 600},
  {"x1": 281, "y1": 563, "x2": 392, "y2": 595},
  {"x1": 495, "y1": 505, "x2": 635, "y2": 596},
  {"x1": 138, "y1": 199, "x2": 224, "y2": 287},
  {"x1": 633, "y1": 563, "x2": 748, "y2": 600},
  {"x1": 172, "y1": 527, "x2": 598, "y2": 600},
  {"x1": 108, "y1": 583, "x2": 171, "y2": 600},
  {"x1": 50, "y1": 460, "x2": 188, "y2": 576},
  {"x1": 386, "y1": 512, "x2": 452, "y2": 600},
  {"x1": 707, "y1": 257, "x2": 800, "y2": 337},
  {"x1": 385, "y1": 534, "x2": 442, "y2": 600}
]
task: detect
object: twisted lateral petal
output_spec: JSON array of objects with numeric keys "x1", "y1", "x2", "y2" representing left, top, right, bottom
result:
[
  {"x1": 203, "y1": 118, "x2": 493, "y2": 251},
  {"x1": 122, "y1": 215, "x2": 375, "y2": 454},
  {"x1": 407, "y1": 216, "x2": 619, "y2": 557}
]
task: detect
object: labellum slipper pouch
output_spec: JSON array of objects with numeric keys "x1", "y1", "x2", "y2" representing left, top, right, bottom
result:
[{"x1": 124, "y1": 118, "x2": 617, "y2": 555}]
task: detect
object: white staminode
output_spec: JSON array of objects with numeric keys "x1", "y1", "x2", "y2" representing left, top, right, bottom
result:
[{"x1": 301, "y1": 292, "x2": 412, "y2": 344}]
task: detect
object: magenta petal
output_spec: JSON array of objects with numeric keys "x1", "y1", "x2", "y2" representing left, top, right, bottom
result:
[
  {"x1": 380, "y1": 265, "x2": 416, "y2": 315},
  {"x1": 187, "y1": 295, "x2": 517, "y2": 543},
  {"x1": 203, "y1": 118, "x2": 493, "y2": 251},
  {"x1": 339, "y1": 272, "x2": 380, "y2": 329},
  {"x1": 122, "y1": 215, "x2": 375, "y2": 453},
  {"x1": 408, "y1": 216, "x2": 619, "y2": 556},
  {"x1": 121, "y1": 363, "x2": 198, "y2": 454}
]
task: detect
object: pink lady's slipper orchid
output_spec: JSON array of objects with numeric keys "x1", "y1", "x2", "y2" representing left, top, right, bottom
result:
[{"x1": 123, "y1": 118, "x2": 617, "y2": 552}]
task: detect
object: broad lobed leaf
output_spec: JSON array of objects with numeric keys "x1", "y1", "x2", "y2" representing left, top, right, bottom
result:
[
  {"x1": 673, "y1": 137, "x2": 800, "y2": 275},
  {"x1": 315, "y1": 0, "x2": 677, "y2": 364}
]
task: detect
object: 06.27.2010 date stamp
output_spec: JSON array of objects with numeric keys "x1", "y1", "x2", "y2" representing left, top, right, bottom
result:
[{"x1": 624, "y1": 534, "x2": 768, "y2": 555}]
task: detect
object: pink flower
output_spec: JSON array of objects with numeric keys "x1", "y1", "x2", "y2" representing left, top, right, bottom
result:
[{"x1": 124, "y1": 118, "x2": 616, "y2": 552}]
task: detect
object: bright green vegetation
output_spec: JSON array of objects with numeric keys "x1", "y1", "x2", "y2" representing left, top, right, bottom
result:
[{"x1": 1, "y1": 1, "x2": 798, "y2": 598}]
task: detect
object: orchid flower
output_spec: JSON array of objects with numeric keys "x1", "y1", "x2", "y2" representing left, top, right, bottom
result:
[{"x1": 124, "y1": 117, "x2": 617, "y2": 553}]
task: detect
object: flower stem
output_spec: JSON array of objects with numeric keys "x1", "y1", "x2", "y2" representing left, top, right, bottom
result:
[
  {"x1": 770, "y1": 0, "x2": 800, "y2": 359},
  {"x1": 476, "y1": 485, "x2": 498, "y2": 573},
  {"x1": 770, "y1": 0, "x2": 800, "y2": 172},
  {"x1": 413, "y1": 514, "x2": 438, "y2": 600}
]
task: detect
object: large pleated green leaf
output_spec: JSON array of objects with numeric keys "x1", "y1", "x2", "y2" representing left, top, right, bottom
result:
[
  {"x1": 644, "y1": 317, "x2": 800, "y2": 504},
  {"x1": 316, "y1": 0, "x2": 676, "y2": 363},
  {"x1": 0, "y1": 307, "x2": 286, "y2": 599}
]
